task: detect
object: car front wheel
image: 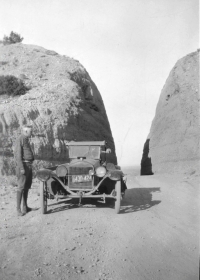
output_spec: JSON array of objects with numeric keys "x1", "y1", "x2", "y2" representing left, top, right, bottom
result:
[
  {"x1": 40, "y1": 181, "x2": 47, "y2": 214},
  {"x1": 115, "y1": 180, "x2": 121, "y2": 214}
]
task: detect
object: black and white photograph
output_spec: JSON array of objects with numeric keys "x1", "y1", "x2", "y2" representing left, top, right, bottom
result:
[{"x1": 0, "y1": 0, "x2": 199, "y2": 279}]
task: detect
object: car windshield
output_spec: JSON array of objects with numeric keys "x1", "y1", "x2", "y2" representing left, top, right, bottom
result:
[{"x1": 69, "y1": 146, "x2": 101, "y2": 159}]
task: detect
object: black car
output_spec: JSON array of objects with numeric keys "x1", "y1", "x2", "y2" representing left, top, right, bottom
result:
[{"x1": 36, "y1": 141, "x2": 126, "y2": 214}]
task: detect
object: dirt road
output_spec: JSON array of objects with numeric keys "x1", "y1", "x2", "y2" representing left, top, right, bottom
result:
[{"x1": 0, "y1": 172, "x2": 199, "y2": 280}]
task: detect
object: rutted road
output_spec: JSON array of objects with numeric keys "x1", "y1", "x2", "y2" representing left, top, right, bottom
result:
[{"x1": 0, "y1": 173, "x2": 199, "y2": 280}]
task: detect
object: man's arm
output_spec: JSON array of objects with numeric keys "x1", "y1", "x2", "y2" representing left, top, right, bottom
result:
[{"x1": 15, "y1": 137, "x2": 24, "y2": 171}]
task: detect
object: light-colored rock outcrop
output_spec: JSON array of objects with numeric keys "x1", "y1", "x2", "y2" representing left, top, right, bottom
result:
[
  {"x1": 141, "y1": 50, "x2": 199, "y2": 174},
  {"x1": 0, "y1": 43, "x2": 117, "y2": 175}
]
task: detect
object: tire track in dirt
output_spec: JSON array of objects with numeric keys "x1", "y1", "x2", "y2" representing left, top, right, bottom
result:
[{"x1": 0, "y1": 174, "x2": 199, "y2": 280}]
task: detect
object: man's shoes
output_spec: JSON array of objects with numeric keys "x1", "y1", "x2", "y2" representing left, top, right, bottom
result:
[
  {"x1": 22, "y1": 206, "x2": 37, "y2": 214},
  {"x1": 22, "y1": 190, "x2": 37, "y2": 214},
  {"x1": 27, "y1": 206, "x2": 37, "y2": 212},
  {"x1": 22, "y1": 206, "x2": 27, "y2": 214},
  {"x1": 17, "y1": 209, "x2": 25, "y2": 216}
]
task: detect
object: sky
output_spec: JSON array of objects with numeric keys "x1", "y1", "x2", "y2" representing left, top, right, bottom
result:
[{"x1": 0, "y1": 0, "x2": 199, "y2": 167}]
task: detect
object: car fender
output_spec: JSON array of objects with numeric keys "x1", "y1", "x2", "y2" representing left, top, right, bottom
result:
[
  {"x1": 107, "y1": 170, "x2": 123, "y2": 181},
  {"x1": 37, "y1": 169, "x2": 56, "y2": 182}
]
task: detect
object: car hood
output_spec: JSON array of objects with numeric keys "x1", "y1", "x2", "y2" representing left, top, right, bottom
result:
[{"x1": 70, "y1": 158, "x2": 100, "y2": 168}]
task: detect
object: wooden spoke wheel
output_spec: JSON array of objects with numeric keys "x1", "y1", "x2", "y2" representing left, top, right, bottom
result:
[
  {"x1": 115, "y1": 180, "x2": 121, "y2": 214},
  {"x1": 40, "y1": 181, "x2": 47, "y2": 214}
]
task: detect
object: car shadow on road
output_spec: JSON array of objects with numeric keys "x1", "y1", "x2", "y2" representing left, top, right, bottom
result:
[
  {"x1": 120, "y1": 187, "x2": 161, "y2": 214},
  {"x1": 46, "y1": 197, "x2": 117, "y2": 214},
  {"x1": 45, "y1": 199, "x2": 78, "y2": 214},
  {"x1": 45, "y1": 187, "x2": 161, "y2": 214}
]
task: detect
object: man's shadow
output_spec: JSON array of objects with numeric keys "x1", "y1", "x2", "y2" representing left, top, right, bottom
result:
[
  {"x1": 45, "y1": 187, "x2": 161, "y2": 214},
  {"x1": 120, "y1": 187, "x2": 161, "y2": 214}
]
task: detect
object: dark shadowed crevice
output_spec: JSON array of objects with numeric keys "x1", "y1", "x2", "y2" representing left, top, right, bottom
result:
[{"x1": 140, "y1": 139, "x2": 154, "y2": 175}]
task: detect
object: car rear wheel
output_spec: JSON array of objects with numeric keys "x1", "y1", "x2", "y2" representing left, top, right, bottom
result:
[
  {"x1": 115, "y1": 180, "x2": 121, "y2": 214},
  {"x1": 40, "y1": 181, "x2": 47, "y2": 214}
]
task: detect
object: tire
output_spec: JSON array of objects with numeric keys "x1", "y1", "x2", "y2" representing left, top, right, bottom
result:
[
  {"x1": 115, "y1": 180, "x2": 121, "y2": 214},
  {"x1": 40, "y1": 181, "x2": 47, "y2": 214}
]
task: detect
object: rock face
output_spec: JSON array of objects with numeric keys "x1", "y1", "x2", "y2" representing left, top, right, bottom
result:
[
  {"x1": 141, "y1": 51, "x2": 199, "y2": 174},
  {"x1": 0, "y1": 43, "x2": 117, "y2": 175},
  {"x1": 140, "y1": 139, "x2": 153, "y2": 175}
]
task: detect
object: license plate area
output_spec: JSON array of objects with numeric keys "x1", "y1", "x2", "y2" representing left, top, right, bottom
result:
[
  {"x1": 72, "y1": 175, "x2": 92, "y2": 183},
  {"x1": 69, "y1": 165, "x2": 94, "y2": 189}
]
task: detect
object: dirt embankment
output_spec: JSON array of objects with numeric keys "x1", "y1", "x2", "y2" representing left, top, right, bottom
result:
[
  {"x1": 0, "y1": 171, "x2": 199, "y2": 280},
  {"x1": 141, "y1": 51, "x2": 199, "y2": 175},
  {"x1": 0, "y1": 43, "x2": 116, "y2": 177}
]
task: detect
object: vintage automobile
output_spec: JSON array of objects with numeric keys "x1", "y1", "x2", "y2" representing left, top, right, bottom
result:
[{"x1": 36, "y1": 141, "x2": 126, "y2": 214}]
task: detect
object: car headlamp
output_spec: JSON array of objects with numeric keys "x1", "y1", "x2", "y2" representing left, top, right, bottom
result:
[
  {"x1": 56, "y1": 165, "x2": 68, "y2": 177},
  {"x1": 95, "y1": 166, "x2": 106, "y2": 177},
  {"x1": 36, "y1": 169, "x2": 51, "y2": 181}
]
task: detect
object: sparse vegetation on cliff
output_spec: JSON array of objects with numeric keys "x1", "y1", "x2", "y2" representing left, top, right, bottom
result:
[
  {"x1": 0, "y1": 75, "x2": 30, "y2": 96},
  {"x1": 3, "y1": 31, "x2": 23, "y2": 45}
]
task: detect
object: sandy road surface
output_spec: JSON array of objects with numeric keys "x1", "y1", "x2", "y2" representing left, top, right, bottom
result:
[{"x1": 0, "y1": 172, "x2": 199, "y2": 280}]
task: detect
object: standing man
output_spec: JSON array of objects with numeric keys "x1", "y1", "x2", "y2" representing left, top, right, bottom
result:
[{"x1": 15, "y1": 125, "x2": 35, "y2": 216}]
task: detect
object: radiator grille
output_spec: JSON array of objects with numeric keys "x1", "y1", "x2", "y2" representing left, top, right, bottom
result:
[{"x1": 68, "y1": 166, "x2": 93, "y2": 189}]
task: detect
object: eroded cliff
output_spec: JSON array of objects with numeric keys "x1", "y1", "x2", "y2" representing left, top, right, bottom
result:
[
  {"x1": 141, "y1": 50, "x2": 199, "y2": 174},
  {"x1": 0, "y1": 43, "x2": 117, "y2": 175}
]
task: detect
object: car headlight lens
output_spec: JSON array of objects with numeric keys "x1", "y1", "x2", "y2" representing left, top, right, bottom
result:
[
  {"x1": 95, "y1": 166, "x2": 106, "y2": 177},
  {"x1": 37, "y1": 169, "x2": 51, "y2": 181},
  {"x1": 56, "y1": 165, "x2": 68, "y2": 177}
]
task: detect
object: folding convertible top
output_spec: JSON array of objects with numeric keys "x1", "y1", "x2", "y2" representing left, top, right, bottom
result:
[{"x1": 67, "y1": 141, "x2": 106, "y2": 146}]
